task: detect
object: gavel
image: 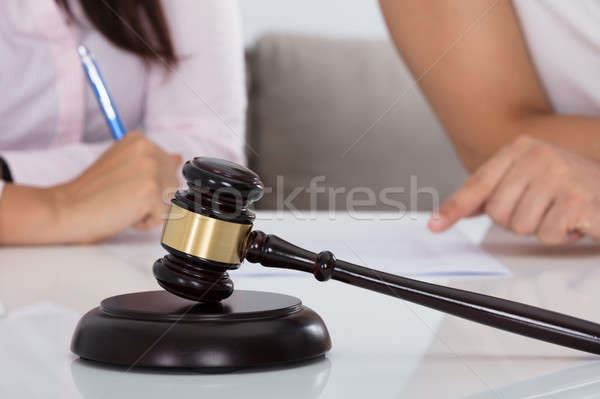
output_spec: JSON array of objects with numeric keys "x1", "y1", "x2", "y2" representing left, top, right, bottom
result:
[{"x1": 153, "y1": 157, "x2": 600, "y2": 355}]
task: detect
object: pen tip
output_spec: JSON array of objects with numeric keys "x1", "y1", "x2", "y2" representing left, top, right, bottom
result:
[{"x1": 77, "y1": 44, "x2": 89, "y2": 57}]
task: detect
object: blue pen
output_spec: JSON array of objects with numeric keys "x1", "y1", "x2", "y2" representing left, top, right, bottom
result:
[{"x1": 77, "y1": 44, "x2": 126, "y2": 140}]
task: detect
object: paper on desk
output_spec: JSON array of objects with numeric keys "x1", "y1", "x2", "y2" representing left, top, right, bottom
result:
[
  {"x1": 245, "y1": 213, "x2": 508, "y2": 277},
  {"x1": 99, "y1": 213, "x2": 508, "y2": 278}
]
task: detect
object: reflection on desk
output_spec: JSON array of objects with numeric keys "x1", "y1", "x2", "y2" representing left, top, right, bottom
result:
[
  {"x1": 464, "y1": 361, "x2": 600, "y2": 399},
  {"x1": 71, "y1": 357, "x2": 331, "y2": 399}
]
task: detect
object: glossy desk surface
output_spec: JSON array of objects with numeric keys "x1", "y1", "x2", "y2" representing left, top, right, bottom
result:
[{"x1": 1, "y1": 212, "x2": 600, "y2": 398}]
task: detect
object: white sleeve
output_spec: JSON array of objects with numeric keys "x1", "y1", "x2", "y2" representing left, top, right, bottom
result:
[
  {"x1": 143, "y1": 0, "x2": 247, "y2": 165},
  {"x1": 1, "y1": 0, "x2": 247, "y2": 189},
  {"x1": 1, "y1": 142, "x2": 110, "y2": 187}
]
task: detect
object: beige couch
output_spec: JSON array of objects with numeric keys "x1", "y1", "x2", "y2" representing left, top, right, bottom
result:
[{"x1": 246, "y1": 34, "x2": 467, "y2": 211}]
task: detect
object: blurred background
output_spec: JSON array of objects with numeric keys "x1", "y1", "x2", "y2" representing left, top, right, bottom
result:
[
  {"x1": 240, "y1": 0, "x2": 387, "y2": 44},
  {"x1": 237, "y1": 0, "x2": 467, "y2": 212}
]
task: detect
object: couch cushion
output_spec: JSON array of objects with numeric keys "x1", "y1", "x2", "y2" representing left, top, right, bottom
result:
[{"x1": 246, "y1": 34, "x2": 467, "y2": 211}]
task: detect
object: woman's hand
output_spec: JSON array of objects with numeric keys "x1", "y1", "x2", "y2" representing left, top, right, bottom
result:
[
  {"x1": 47, "y1": 132, "x2": 181, "y2": 244},
  {"x1": 429, "y1": 136, "x2": 600, "y2": 245}
]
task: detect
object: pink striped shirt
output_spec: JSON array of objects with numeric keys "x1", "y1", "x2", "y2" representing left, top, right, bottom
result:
[{"x1": 0, "y1": 0, "x2": 246, "y2": 197}]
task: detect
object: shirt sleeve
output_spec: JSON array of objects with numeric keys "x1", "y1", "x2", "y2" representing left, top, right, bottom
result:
[
  {"x1": 1, "y1": 142, "x2": 110, "y2": 187},
  {"x1": 143, "y1": 0, "x2": 247, "y2": 166},
  {"x1": 1, "y1": 0, "x2": 246, "y2": 188}
]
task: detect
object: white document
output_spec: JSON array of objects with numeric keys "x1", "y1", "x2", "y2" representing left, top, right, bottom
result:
[
  {"x1": 245, "y1": 213, "x2": 508, "y2": 277},
  {"x1": 99, "y1": 212, "x2": 508, "y2": 278}
]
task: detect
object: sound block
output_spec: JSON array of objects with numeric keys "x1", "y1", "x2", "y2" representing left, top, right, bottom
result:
[{"x1": 71, "y1": 290, "x2": 331, "y2": 370}]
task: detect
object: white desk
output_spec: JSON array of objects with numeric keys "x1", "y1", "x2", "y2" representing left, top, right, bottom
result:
[{"x1": 2, "y1": 212, "x2": 600, "y2": 398}]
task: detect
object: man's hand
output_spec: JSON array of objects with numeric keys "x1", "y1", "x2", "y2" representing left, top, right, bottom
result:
[{"x1": 429, "y1": 136, "x2": 600, "y2": 245}]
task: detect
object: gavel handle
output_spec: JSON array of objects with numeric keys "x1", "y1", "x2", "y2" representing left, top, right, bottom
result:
[{"x1": 245, "y1": 231, "x2": 600, "y2": 355}]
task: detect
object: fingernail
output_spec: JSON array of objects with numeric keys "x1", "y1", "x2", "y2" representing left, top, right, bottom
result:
[
  {"x1": 428, "y1": 213, "x2": 447, "y2": 231},
  {"x1": 576, "y1": 221, "x2": 592, "y2": 230},
  {"x1": 566, "y1": 231, "x2": 583, "y2": 243}
]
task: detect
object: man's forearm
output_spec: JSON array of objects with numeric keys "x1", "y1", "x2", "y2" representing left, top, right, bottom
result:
[
  {"x1": 378, "y1": 0, "x2": 600, "y2": 172},
  {"x1": 453, "y1": 113, "x2": 600, "y2": 172}
]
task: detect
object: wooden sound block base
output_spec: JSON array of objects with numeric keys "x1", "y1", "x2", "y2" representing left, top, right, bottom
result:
[{"x1": 71, "y1": 290, "x2": 332, "y2": 371}]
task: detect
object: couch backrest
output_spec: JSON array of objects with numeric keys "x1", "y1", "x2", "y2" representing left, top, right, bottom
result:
[{"x1": 246, "y1": 34, "x2": 467, "y2": 211}]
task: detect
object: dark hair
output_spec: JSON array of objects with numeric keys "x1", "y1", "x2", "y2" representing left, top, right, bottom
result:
[{"x1": 56, "y1": 0, "x2": 177, "y2": 66}]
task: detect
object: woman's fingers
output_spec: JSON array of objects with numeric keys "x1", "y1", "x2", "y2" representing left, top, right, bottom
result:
[
  {"x1": 133, "y1": 212, "x2": 164, "y2": 231},
  {"x1": 170, "y1": 153, "x2": 183, "y2": 165},
  {"x1": 429, "y1": 136, "x2": 536, "y2": 232},
  {"x1": 134, "y1": 152, "x2": 181, "y2": 231}
]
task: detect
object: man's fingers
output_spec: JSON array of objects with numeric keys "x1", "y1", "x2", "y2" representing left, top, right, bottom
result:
[
  {"x1": 538, "y1": 194, "x2": 584, "y2": 245},
  {"x1": 509, "y1": 179, "x2": 556, "y2": 235},
  {"x1": 484, "y1": 155, "x2": 545, "y2": 228},
  {"x1": 429, "y1": 136, "x2": 536, "y2": 232},
  {"x1": 429, "y1": 176, "x2": 499, "y2": 232},
  {"x1": 573, "y1": 203, "x2": 600, "y2": 241},
  {"x1": 467, "y1": 203, "x2": 485, "y2": 217},
  {"x1": 565, "y1": 231, "x2": 584, "y2": 244}
]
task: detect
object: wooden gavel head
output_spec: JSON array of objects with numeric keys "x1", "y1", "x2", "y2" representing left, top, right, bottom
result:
[{"x1": 153, "y1": 157, "x2": 264, "y2": 302}]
